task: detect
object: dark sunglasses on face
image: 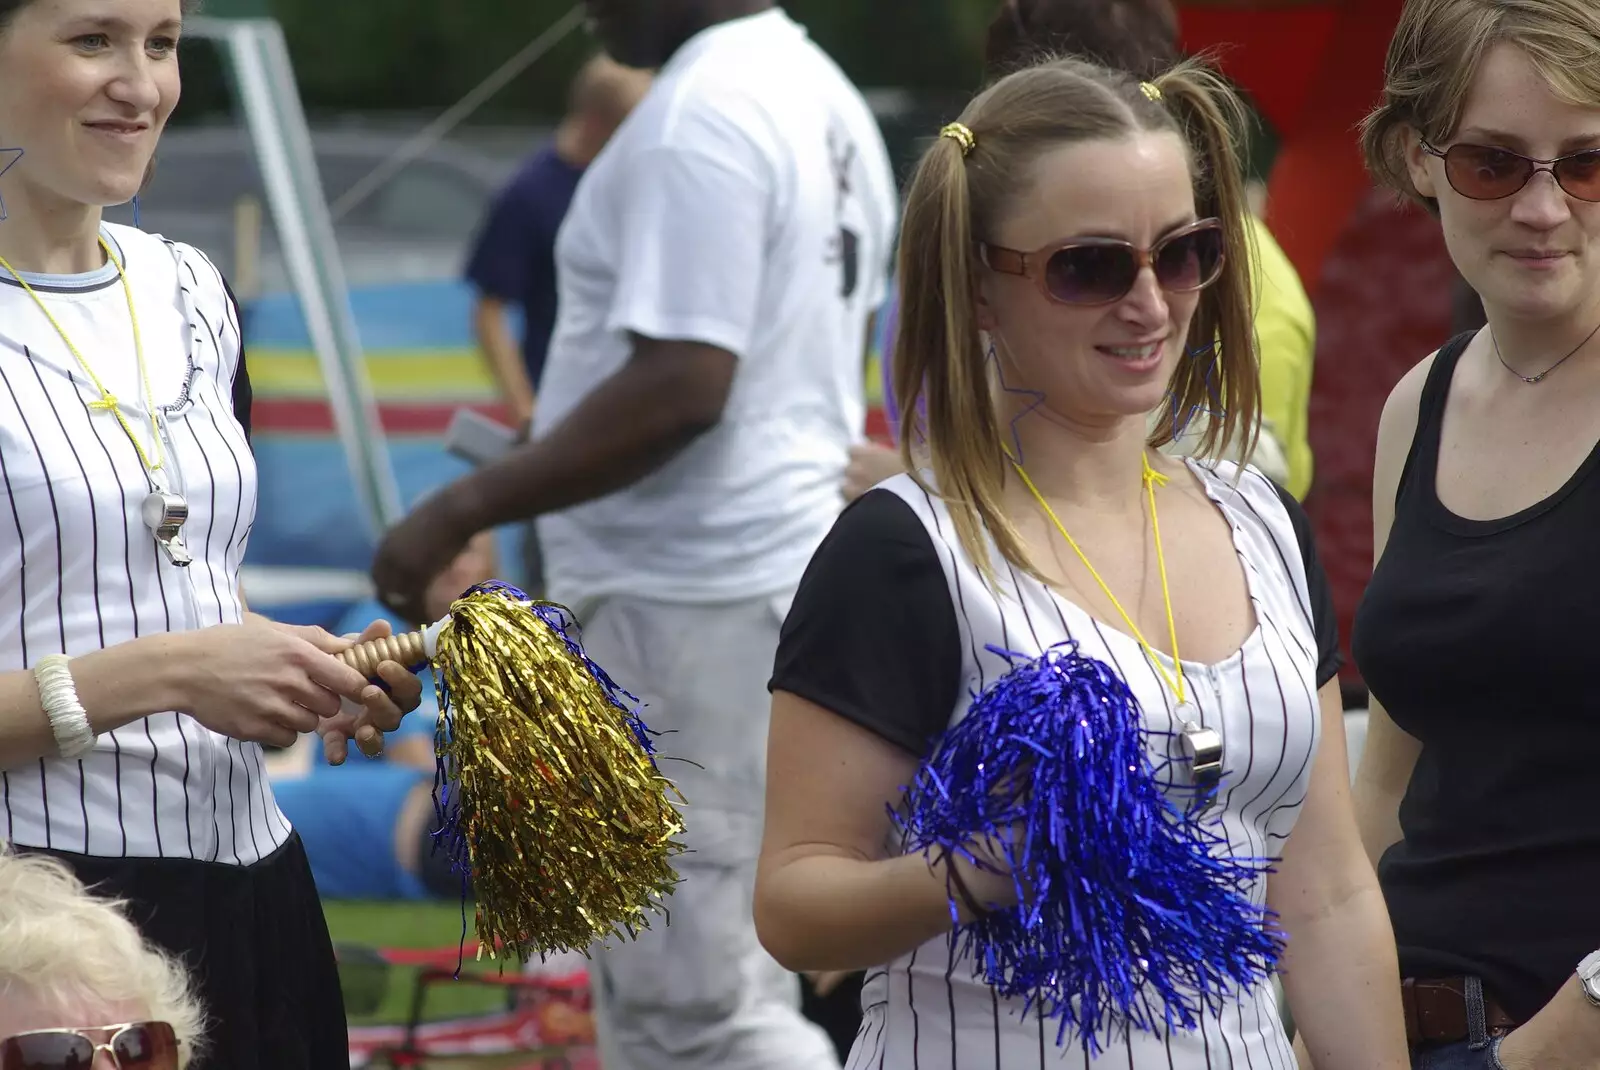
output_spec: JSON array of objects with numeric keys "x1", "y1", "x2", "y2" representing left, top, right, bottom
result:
[
  {"x1": 1421, "y1": 139, "x2": 1600, "y2": 202},
  {"x1": 978, "y1": 218, "x2": 1227, "y2": 306},
  {"x1": 0, "y1": 1022, "x2": 178, "y2": 1070}
]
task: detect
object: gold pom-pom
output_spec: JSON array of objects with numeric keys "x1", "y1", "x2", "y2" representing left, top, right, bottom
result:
[{"x1": 428, "y1": 583, "x2": 686, "y2": 962}]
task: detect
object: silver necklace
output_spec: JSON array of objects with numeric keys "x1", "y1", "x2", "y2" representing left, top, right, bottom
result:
[{"x1": 1493, "y1": 320, "x2": 1600, "y2": 384}]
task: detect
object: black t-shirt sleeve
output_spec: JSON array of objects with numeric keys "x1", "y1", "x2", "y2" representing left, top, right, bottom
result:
[
  {"x1": 769, "y1": 488, "x2": 962, "y2": 757},
  {"x1": 1272, "y1": 480, "x2": 1342, "y2": 687}
]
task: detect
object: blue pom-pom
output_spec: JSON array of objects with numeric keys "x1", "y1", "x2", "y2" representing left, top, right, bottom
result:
[{"x1": 894, "y1": 640, "x2": 1282, "y2": 1054}]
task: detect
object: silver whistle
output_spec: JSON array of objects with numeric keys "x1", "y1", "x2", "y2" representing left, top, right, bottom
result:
[
  {"x1": 142, "y1": 490, "x2": 192, "y2": 567},
  {"x1": 1179, "y1": 721, "x2": 1224, "y2": 805}
]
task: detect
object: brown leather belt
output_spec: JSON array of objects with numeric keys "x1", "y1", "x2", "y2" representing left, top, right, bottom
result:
[{"x1": 1402, "y1": 977, "x2": 1519, "y2": 1046}]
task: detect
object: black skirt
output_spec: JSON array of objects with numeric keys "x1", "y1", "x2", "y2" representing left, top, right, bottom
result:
[{"x1": 29, "y1": 833, "x2": 347, "y2": 1070}]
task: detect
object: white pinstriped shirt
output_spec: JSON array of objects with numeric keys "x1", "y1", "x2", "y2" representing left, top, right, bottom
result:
[
  {"x1": 854, "y1": 462, "x2": 1322, "y2": 1069},
  {"x1": 0, "y1": 223, "x2": 286, "y2": 866}
]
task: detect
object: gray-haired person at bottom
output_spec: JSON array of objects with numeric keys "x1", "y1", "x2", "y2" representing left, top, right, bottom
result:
[{"x1": 0, "y1": 844, "x2": 205, "y2": 1069}]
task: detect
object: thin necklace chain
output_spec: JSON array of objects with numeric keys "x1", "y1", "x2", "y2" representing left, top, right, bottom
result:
[{"x1": 1492, "y1": 319, "x2": 1600, "y2": 385}]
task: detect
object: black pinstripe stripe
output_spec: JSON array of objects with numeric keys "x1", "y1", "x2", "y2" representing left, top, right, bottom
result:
[
  {"x1": 166, "y1": 297, "x2": 238, "y2": 865},
  {"x1": 1247, "y1": 629, "x2": 1316, "y2": 828},
  {"x1": 1001, "y1": 564, "x2": 1064, "y2": 1067},
  {"x1": 1133, "y1": 635, "x2": 1211, "y2": 1070},
  {"x1": 1231, "y1": 639, "x2": 1280, "y2": 1070},
  {"x1": 27, "y1": 353, "x2": 105, "y2": 853},
  {"x1": 1184, "y1": 678, "x2": 1247, "y2": 1070},
  {"x1": 908, "y1": 944, "x2": 922, "y2": 1068},
  {"x1": 918, "y1": 486, "x2": 978, "y2": 1070},
  {"x1": 195, "y1": 332, "x2": 277, "y2": 853},
  {"x1": 0, "y1": 371, "x2": 26, "y2": 843},
  {"x1": 0, "y1": 356, "x2": 62, "y2": 849},
  {"x1": 186, "y1": 246, "x2": 279, "y2": 850},
  {"x1": 1243, "y1": 627, "x2": 1300, "y2": 1070},
  {"x1": 146, "y1": 532, "x2": 175, "y2": 859},
  {"x1": 1084, "y1": 617, "x2": 1183, "y2": 1070},
  {"x1": 1248, "y1": 624, "x2": 1303, "y2": 1069},
  {"x1": 1221, "y1": 470, "x2": 1316, "y2": 1066},
  {"x1": 944, "y1": 939, "x2": 958, "y2": 1068},
  {"x1": 991, "y1": 984, "x2": 1001, "y2": 1067},
  {"x1": 180, "y1": 378, "x2": 254, "y2": 866},
  {"x1": 78, "y1": 404, "x2": 136, "y2": 857},
  {"x1": 878, "y1": 995, "x2": 889, "y2": 1070},
  {"x1": 1196, "y1": 469, "x2": 1282, "y2": 1070}
]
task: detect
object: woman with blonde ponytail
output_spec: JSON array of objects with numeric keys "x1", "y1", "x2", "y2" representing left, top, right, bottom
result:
[{"x1": 756, "y1": 55, "x2": 1408, "y2": 1068}]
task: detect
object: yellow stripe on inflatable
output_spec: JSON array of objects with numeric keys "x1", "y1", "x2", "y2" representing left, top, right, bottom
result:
[{"x1": 249, "y1": 347, "x2": 498, "y2": 400}]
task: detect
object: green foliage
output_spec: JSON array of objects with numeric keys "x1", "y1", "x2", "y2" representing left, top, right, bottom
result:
[
  {"x1": 177, "y1": 1, "x2": 1274, "y2": 174},
  {"x1": 233, "y1": 0, "x2": 995, "y2": 119}
]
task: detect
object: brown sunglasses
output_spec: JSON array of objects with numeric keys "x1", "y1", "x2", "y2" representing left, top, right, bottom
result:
[
  {"x1": 1421, "y1": 140, "x2": 1600, "y2": 202},
  {"x1": 0, "y1": 1022, "x2": 178, "y2": 1070},
  {"x1": 977, "y1": 218, "x2": 1227, "y2": 306}
]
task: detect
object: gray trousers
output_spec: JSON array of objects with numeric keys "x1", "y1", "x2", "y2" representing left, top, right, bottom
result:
[{"x1": 576, "y1": 592, "x2": 840, "y2": 1070}]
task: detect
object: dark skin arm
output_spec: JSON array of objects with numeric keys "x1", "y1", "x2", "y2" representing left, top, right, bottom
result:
[{"x1": 371, "y1": 335, "x2": 736, "y2": 618}]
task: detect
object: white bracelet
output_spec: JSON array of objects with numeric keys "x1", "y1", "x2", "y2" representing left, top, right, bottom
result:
[{"x1": 33, "y1": 654, "x2": 95, "y2": 760}]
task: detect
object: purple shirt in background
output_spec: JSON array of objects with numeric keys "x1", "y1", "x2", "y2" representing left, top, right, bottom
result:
[{"x1": 464, "y1": 144, "x2": 585, "y2": 385}]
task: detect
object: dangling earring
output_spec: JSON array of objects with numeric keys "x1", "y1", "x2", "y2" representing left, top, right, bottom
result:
[
  {"x1": 988, "y1": 333, "x2": 1045, "y2": 463},
  {"x1": 1170, "y1": 341, "x2": 1225, "y2": 439},
  {"x1": 0, "y1": 146, "x2": 22, "y2": 223},
  {"x1": 131, "y1": 194, "x2": 141, "y2": 229}
]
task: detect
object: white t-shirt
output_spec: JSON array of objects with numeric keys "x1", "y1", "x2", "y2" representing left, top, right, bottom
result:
[{"x1": 532, "y1": 9, "x2": 897, "y2": 606}]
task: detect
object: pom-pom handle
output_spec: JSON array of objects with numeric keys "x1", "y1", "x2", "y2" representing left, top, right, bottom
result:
[{"x1": 338, "y1": 619, "x2": 447, "y2": 676}]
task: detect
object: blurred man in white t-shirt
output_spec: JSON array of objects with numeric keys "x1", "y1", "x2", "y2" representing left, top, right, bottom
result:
[{"x1": 370, "y1": 2, "x2": 896, "y2": 1067}]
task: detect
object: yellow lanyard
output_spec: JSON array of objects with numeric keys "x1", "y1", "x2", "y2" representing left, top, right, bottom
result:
[
  {"x1": 1011, "y1": 452, "x2": 1188, "y2": 707},
  {"x1": 0, "y1": 238, "x2": 166, "y2": 479}
]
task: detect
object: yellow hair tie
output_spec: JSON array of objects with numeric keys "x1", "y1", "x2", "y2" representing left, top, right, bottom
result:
[
  {"x1": 1140, "y1": 81, "x2": 1163, "y2": 102},
  {"x1": 940, "y1": 121, "x2": 976, "y2": 157}
]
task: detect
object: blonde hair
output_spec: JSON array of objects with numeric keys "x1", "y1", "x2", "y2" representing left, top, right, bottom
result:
[
  {"x1": 893, "y1": 55, "x2": 1258, "y2": 586},
  {"x1": 0, "y1": 847, "x2": 205, "y2": 1067},
  {"x1": 1362, "y1": 0, "x2": 1600, "y2": 209}
]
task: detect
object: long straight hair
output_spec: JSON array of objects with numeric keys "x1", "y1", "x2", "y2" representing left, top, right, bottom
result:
[{"x1": 892, "y1": 56, "x2": 1258, "y2": 587}]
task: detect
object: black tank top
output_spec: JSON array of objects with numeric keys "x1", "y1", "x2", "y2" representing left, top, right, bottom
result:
[{"x1": 1352, "y1": 331, "x2": 1600, "y2": 1020}]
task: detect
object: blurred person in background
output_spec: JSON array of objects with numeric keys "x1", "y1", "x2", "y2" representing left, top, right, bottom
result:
[
  {"x1": 0, "y1": 0, "x2": 421, "y2": 1065},
  {"x1": 0, "y1": 845, "x2": 204, "y2": 1068},
  {"x1": 271, "y1": 533, "x2": 498, "y2": 902},
  {"x1": 845, "y1": 0, "x2": 1318, "y2": 503},
  {"x1": 1351, "y1": 0, "x2": 1600, "y2": 1066},
  {"x1": 466, "y1": 54, "x2": 651, "y2": 597},
  {"x1": 370, "y1": 2, "x2": 897, "y2": 1068},
  {"x1": 467, "y1": 53, "x2": 653, "y2": 432}
]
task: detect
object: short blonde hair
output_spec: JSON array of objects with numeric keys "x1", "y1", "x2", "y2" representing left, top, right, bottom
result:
[
  {"x1": 0, "y1": 847, "x2": 205, "y2": 1067},
  {"x1": 1362, "y1": 0, "x2": 1600, "y2": 209}
]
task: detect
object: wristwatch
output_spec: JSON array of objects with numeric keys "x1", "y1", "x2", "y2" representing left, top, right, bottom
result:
[{"x1": 1579, "y1": 950, "x2": 1600, "y2": 1007}]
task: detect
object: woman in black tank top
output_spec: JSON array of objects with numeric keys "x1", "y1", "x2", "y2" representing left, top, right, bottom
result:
[{"x1": 1352, "y1": 3, "x2": 1600, "y2": 1068}]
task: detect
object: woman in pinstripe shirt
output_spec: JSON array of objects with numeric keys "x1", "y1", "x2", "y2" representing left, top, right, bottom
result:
[
  {"x1": 757, "y1": 56, "x2": 1408, "y2": 1068},
  {"x1": 0, "y1": 0, "x2": 422, "y2": 1065}
]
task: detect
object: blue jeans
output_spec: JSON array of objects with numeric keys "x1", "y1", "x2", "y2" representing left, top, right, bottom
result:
[{"x1": 1413, "y1": 1037, "x2": 1508, "y2": 1069}]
